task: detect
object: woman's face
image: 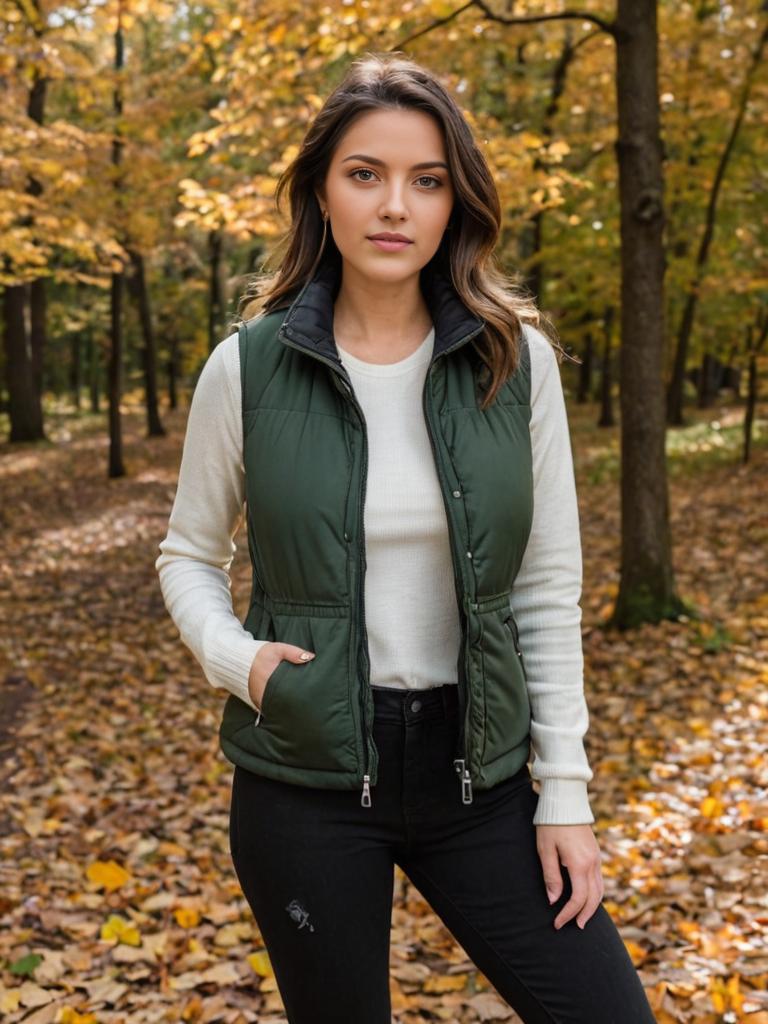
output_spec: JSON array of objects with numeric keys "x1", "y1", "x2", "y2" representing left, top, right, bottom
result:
[{"x1": 317, "y1": 106, "x2": 455, "y2": 286}]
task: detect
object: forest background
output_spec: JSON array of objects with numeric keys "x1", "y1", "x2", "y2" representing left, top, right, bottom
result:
[{"x1": 0, "y1": 1, "x2": 767, "y2": 1022}]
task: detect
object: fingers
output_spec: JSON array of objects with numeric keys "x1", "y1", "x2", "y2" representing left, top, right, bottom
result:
[
  {"x1": 275, "y1": 643, "x2": 315, "y2": 664},
  {"x1": 536, "y1": 827, "x2": 605, "y2": 931},
  {"x1": 537, "y1": 842, "x2": 564, "y2": 905},
  {"x1": 554, "y1": 857, "x2": 603, "y2": 931}
]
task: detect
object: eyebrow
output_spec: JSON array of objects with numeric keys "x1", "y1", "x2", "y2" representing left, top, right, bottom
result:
[{"x1": 341, "y1": 153, "x2": 449, "y2": 171}]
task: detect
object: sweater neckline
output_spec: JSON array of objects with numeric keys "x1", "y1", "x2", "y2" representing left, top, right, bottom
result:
[{"x1": 336, "y1": 326, "x2": 435, "y2": 378}]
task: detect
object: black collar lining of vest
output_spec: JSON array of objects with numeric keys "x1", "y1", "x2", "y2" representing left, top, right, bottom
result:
[{"x1": 277, "y1": 248, "x2": 486, "y2": 367}]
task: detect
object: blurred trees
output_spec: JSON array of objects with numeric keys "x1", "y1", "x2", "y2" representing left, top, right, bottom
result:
[{"x1": 0, "y1": 0, "x2": 765, "y2": 624}]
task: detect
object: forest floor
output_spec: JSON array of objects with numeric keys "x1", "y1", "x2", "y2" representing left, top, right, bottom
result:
[{"x1": 0, "y1": 392, "x2": 766, "y2": 1024}]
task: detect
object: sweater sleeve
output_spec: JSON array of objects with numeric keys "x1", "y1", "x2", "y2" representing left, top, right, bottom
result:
[
  {"x1": 155, "y1": 332, "x2": 268, "y2": 711},
  {"x1": 510, "y1": 324, "x2": 596, "y2": 826}
]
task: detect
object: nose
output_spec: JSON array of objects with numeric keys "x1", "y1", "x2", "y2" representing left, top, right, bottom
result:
[{"x1": 378, "y1": 180, "x2": 409, "y2": 222}]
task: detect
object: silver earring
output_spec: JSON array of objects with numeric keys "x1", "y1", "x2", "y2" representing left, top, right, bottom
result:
[{"x1": 319, "y1": 211, "x2": 328, "y2": 253}]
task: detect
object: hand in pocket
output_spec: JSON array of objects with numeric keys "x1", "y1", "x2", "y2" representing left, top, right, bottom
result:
[{"x1": 248, "y1": 643, "x2": 316, "y2": 710}]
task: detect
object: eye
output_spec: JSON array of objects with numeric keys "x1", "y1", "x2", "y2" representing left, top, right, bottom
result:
[{"x1": 348, "y1": 168, "x2": 444, "y2": 189}]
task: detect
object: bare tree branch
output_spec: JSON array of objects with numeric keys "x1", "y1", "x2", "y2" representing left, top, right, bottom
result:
[
  {"x1": 471, "y1": 1, "x2": 618, "y2": 38},
  {"x1": 390, "y1": 1, "x2": 618, "y2": 54},
  {"x1": 389, "y1": 1, "x2": 475, "y2": 51}
]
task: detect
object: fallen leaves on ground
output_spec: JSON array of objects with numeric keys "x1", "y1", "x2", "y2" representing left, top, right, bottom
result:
[{"x1": 0, "y1": 400, "x2": 766, "y2": 1023}]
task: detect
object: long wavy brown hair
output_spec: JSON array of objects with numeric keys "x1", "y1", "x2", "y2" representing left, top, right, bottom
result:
[{"x1": 234, "y1": 51, "x2": 569, "y2": 410}]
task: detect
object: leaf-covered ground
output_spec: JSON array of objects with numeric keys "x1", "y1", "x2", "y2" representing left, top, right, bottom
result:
[{"x1": 0, "y1": 397, "x2": 766, "y2": 1024}]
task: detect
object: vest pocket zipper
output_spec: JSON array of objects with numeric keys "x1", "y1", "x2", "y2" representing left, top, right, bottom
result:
[{"x1": 504, "y1": 613, "x2": 526, "y2": 674}]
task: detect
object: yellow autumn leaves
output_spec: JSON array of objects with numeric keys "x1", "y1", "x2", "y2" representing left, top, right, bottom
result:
[
  {"x1": 87, "y1": 859, "x2": 201, "y2": 944},
  {"x1": 85, "y1": 859, "x2": 130, "y2": 892},
  {"x1": 84, "y1": 858, "x2": 273, "y2": 978},
  {"x1": 100, "y1": 914, "x2": 141, "y2": 946}
]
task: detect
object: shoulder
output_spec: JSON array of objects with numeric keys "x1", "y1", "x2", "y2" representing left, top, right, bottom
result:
[
  {"x1": 497, "y1": 321, "x2": 557, "y2": 408},
  {"x1": 521, "y1": 322, "x2": 559, "y2": 372},
  {"x1": 202, "y1": 330, "x2": 241, "y2": 402},
  {"x1": 236, "y1": 309, "x2": 291, "y2": 373},
  {"x1": 520, "y1": 323, "x2": 562, "y2": 405},
  {"x1": 239, "y1": 309, "x2": 290, "y2": 350},
  {"x1": 187, "y1": 331, "x2": 242, "y2": 427}
]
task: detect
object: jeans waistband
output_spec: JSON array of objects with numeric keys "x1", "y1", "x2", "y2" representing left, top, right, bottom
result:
[{"x1": 370, "y1": 683, "x2": 459, "y2": 725}]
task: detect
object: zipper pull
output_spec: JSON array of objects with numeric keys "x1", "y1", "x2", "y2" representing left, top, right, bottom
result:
[
  {"x1": 453, "y1": 759, "x2": 474, "y2": 804},
  {"x1": 505, "y1": 615, "x2": 524, "y2": 659},
  {"x1": 360, "y1": 774, "x2": 372, "y2": 807}
]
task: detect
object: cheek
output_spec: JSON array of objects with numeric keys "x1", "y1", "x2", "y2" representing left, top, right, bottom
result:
[
  {"x1": 332, "y1": 189, "x2": 374, "y2": 238},
  {"x1": 422, "y1": 198, "x2": 453, "y2": 238}
]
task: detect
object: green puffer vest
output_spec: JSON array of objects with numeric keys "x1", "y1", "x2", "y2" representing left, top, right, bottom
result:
[{"x1": 219, "y1": 251, "x2": 534, "y2": 808}]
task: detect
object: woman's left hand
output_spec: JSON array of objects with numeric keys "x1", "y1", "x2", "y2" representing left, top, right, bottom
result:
[{"x1": 535, "y1": 824, "x2": 604, "y2": 930}]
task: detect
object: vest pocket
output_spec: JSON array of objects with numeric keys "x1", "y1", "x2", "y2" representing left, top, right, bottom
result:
[
  {"x1": 480, "y1": 606, "x2": 531, "y2": 768},
  {"x1": 258, "y1": 655, "x2": 290, "y2": 717},
  {"x1": 231, "y1": 611, "x2": 359, "y2": 774}
]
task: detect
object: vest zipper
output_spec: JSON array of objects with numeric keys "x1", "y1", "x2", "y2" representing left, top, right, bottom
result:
[
  {"x1": 335, "y1": 372, "x2": 376, "y2": 806},
  {"x1": 422, "y1": 362, "x2": 473, "y2": 806},
  {"x1": 348, "y1": 378, "x2": 376, "y2": 808},
  {"x1": 421, "y1": 321, "x2": 486, "y2": 804}
]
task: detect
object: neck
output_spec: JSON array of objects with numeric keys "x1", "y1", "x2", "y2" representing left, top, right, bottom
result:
[{"x1": 332, "y1": 261, "x2": 433, "y2": 358}]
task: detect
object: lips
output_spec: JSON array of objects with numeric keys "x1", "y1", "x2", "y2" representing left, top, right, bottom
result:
[{"x1": 367, "y1": 234, "x2": 413, "y2": 243}]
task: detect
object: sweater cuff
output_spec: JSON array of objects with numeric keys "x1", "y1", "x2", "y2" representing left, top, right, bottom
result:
[
  {"x1": 532, "y1": 778, "x2": 595, "y2": 826},
  {"x1": 205, "y1": 633, "x2": 268, "y2": 711}
]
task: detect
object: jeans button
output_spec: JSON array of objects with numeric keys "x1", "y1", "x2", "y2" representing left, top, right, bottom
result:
[{"x1": 410, "y1": 699, "x2": 423, "y2": 713}]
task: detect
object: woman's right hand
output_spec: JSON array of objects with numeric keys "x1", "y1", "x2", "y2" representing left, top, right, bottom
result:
[{"x1": 248, "y1": 642, "x2": 316, "y2": 711}]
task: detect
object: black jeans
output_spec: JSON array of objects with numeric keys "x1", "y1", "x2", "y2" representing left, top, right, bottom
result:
[{"x1": 229, "y1": 682, "x2": 657, "y2": 1024}]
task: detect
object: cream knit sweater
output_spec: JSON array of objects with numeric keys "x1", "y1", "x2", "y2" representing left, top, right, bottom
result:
[{"x1": 155, "y1": 322, "x2": 595, "y2": 825}]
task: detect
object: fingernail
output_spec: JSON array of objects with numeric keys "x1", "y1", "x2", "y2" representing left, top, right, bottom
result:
[
  {"x1": 578, "y1": 921, "x2": 584, "y2": 930},
  {"x1": 299, "y1": 652, "x2": 315, "y2": 661}
]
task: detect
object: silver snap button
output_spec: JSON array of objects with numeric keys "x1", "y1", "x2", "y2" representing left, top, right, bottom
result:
[
  {"x1": 410, "y1": 699, "x2": 423, "y2": 713},
  {"x1": 467, "y1": 551, "x2": 473, "y2": 559},
  {"x1": 452, "y1": 489, "x2": 461, "y2": 498}
]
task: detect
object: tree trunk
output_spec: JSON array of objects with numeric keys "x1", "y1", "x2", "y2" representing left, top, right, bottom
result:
[
  {"x1": 2, "y1": 281, "x2": 45, "y2": 441},
  {"x1": 29, "y1": 278, "x2": 46, "y2": 399},
  {"x1": 128, "y1": 249, "x2": 165, "y2": 436},
  {"x1": 697, "y1": 351, "x2": 716, "y2": 408},
  {"x1": 108, "y1": 3, "x2": 126, "y2": 478},
  {"x1": 523, "y1": 30, "x2": 580, "y2": 303},
  {"x1": 2, "y1": 5, "x2": 48, "y2": 443},
  {"x1": 27, "y1": 30, "x2": 48, "y2": 406},
  {"x1": 209, "y1": 228, "x2": 225, "y2": 353},
  {"x1": 612, "y1": 0, "x2": 686, "y2": 627}
]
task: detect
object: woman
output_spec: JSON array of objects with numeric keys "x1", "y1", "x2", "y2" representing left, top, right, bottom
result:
[{"x1": 156, "y1": 52, "x2": 656, "y2": 1024}]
